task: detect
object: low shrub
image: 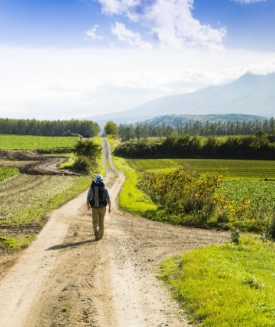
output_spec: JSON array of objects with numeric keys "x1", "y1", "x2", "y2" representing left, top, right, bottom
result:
[{"x1": 72, "y1": 156, "x2": 91, "y2": 174}]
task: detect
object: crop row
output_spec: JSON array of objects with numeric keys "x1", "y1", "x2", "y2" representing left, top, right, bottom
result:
[
  {"x1": 127, "y1": 159, "x2": 181, "y2": 171},
  {"x1": 127, "y1": 158, "x2": 275, "y2": 179},
  {"x1": 0, "y1": 167, "x2": 19, "y2": 182},
  {"x1": 0, "y1": 174, "x2": 77, "y2": 225},
  {"x1": 0, "y1": 134, "x2": 79, "y2": 150},
  {"x1": 220, "y1": 180, "x2": 275, "y2": 210}
]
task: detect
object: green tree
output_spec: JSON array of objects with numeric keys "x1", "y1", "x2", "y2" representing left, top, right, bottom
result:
[{"x1": 104, "y1": 121, "x2": 118, "y2": 135}]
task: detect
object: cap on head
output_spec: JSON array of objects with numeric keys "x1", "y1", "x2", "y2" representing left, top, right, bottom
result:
[{"x1": 95, "y1": 174, "x2": 103, "y2": 181}]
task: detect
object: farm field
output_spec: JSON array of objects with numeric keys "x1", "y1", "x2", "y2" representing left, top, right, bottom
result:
[
  {"x1": 2, "y1": 137, "x2": 275, "y2": 327},
  {"x1": 125, "y1": 157, "x2": 275, "y2": 231},
  {"x1": 127, "y1": 158, "x2": 275, "y2": 179},
  {"x1": 0, "y1": 174, "x2": 82, "y2": 226},
  {"x1": 220, "y1": 179, "x2": 275, "y2": 209},
  {"x1": 0, "y1": 135, "x2": 92, "y2": 250},
  {"x1": 0, "y1": 172, "x2": 91, "y2": 248},
  {"x1": 0, "y1": 134, "x2": 79, "y2": 150}
]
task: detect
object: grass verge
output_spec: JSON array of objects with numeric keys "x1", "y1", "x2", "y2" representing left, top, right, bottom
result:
[
  {"x1": 159, "y1": 234, "x2": 275, "y2": 327},
  {"x1": 113, "y1": 156, "x2": 157, "y2": 215}
]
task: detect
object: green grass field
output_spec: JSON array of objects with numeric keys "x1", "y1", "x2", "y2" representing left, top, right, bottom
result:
[
  {"x1": 160, "y1": 234, "x2": 275, "y2": 327},
  {"x1": 0, "y1": 134, "x2": 79, "y2": 150},
  {"x1": 127, "y1": 158, "x2": 275, "y2": 179}
]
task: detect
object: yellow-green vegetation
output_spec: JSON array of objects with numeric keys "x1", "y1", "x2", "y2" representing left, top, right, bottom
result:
[
  {"x1": 106, "y1": 135, "x2": 120, "y2": 152},
  {"x1": 127, "y1": 158, "x2": 275, "y2": 179},
  {"x1": 59, "y1": 155, "x2": 75, "y2": 168},
  {"x1": 113, "y1": 156, "x2": 157, "y2": 214},
  {"x1": 0, "y1": 134, "x2": 79, "y2": 151},
  {"x1": 123, "y1": 158, "x2": 275, "y2": 233},
  {"x1": 0, "y1": 167, "x2": 19, "y2": 182},
  {"x1": 0, "y1": 235, "x2": 36, "y2": 250},
  {"x1": 138, "y1": 168, "x2": 231, "y2": 226},
  {"x1": 159, "y1": 234, "x2": 275, "y2": 327}
]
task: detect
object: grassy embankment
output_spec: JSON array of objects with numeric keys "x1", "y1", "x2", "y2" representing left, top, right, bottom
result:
[
  {"x1": 160, "y1": 234, "x2": 275, "y2": 327},
  {"x1": 0, "y1": 135, "x2": 103, "y2": 250},
  {"x1": 111, "y1": 142, "x2": 275, "y2": 326}
]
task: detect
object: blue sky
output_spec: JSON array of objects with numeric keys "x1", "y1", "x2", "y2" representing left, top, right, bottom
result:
[{"x1": 0, "y1": 0, "x2": 275, "y2": 119}]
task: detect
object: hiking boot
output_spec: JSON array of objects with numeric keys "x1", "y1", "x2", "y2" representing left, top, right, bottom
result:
[{"x1": 95, "y1": 231, "x2": 99, "y2": 241}]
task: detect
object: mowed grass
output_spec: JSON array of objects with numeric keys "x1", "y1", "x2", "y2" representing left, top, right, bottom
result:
[
  {"x1": 0, "y1": 134, "x2": 79, "y2": 150},
  {"x1": 127, "y1": 158, "x2": 275, "y2": 179},
  {"x1": 160, "y1": 234, "x2": 275, "y2": 327}
]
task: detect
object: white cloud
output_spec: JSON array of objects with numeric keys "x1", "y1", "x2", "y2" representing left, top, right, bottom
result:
[
  {"x1": 97, "y1": 0, "x2": 226, "y2": 49},
  {"x1": 86, "y1": 25, "x2": 103, "y2": 40},
  {"x1": 111, "y1": 22, "x2": 153, "y2": 49},
  {"x1": 232, "y1": 0, "x2": 265, "y2": 3},
  {"x1": 0, "y1": 46, "x2": 275, "y2": 120}
]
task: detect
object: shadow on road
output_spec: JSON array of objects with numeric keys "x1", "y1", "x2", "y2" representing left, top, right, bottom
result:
[{"x1": 46, "y1": 239, "x2": 94, "y2": 251}]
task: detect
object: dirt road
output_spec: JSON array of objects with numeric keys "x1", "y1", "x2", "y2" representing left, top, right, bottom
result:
[{"x1": 0, "y1": 140, "x2": 229, "y2": 327}]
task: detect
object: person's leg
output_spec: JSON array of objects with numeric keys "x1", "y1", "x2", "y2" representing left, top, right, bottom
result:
[
  {"x1": 98, "y1": 207, "x2": 106, "y2": 239},
  {"x1": 91, "y1": 207, "x2": 100, "y2": 240}
]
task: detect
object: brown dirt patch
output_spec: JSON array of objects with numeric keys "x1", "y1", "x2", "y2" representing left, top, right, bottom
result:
[
  {"x1": 0, "y1": 150, "x2": 80, "y2": 175},
  {"x1": 0, "y1": 150, "x2": 43, "y2": 160}
]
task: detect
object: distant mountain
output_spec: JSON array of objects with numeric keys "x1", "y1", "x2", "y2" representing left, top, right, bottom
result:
[
  {"x1": 86, "y1": 72, "x2": 275, "y2": 126},
  {"x1": 141, "y1": 114, "x2": 267, "y2": 127}
]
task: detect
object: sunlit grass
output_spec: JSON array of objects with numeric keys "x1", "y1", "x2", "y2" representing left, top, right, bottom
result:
[
  {"x1": 159, "y1": 234, "x2": 275, "y2": 327},
  {"x1": 113, "y1": 156, "x2": 157, "y2": 214},
  {"x1": 59, "y1": 155, "x2": 75, "y2": 168},
  {"x1": 0, "y1": 234, "x2": 36, "y2": 250},
  {"x1": 0, "y1": 167, "x2": 19, "y2": 182},
  {"x1": 0, "y1": 134, "x2": 78, "y2": 150}
]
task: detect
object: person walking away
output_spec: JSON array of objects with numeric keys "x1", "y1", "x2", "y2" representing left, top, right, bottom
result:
[{"x1": 87, "y1": 174, "x2": 111, "y2": 241}]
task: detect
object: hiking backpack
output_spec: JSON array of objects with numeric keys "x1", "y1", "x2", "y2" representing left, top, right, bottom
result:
[{"x1": 89, "y1": 180, "x2": 107, "y2": 207}]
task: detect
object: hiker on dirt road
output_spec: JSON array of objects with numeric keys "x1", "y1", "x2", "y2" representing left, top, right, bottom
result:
[{"x1": 87, "y1": 174, "x2": 111, "y2": 241}]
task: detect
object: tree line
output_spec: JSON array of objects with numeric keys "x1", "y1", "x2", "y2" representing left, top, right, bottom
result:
[
  {"x1": 0, "y1": 118, "x2": 100, "y2": 137},
  {"x1": 114, "y1": 131, "x2": 275, "y2": 159},
  {"x1": 117, "y1": 117, "x2": 275, "y2": 140}
]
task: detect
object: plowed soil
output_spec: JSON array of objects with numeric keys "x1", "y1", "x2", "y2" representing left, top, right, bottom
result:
[
  {"x1": 0, "y1": 150, "x2": 80, "y2": 175},
  {"x1": 0, "y1": 140, "x2": 230, "y2": 327}
]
